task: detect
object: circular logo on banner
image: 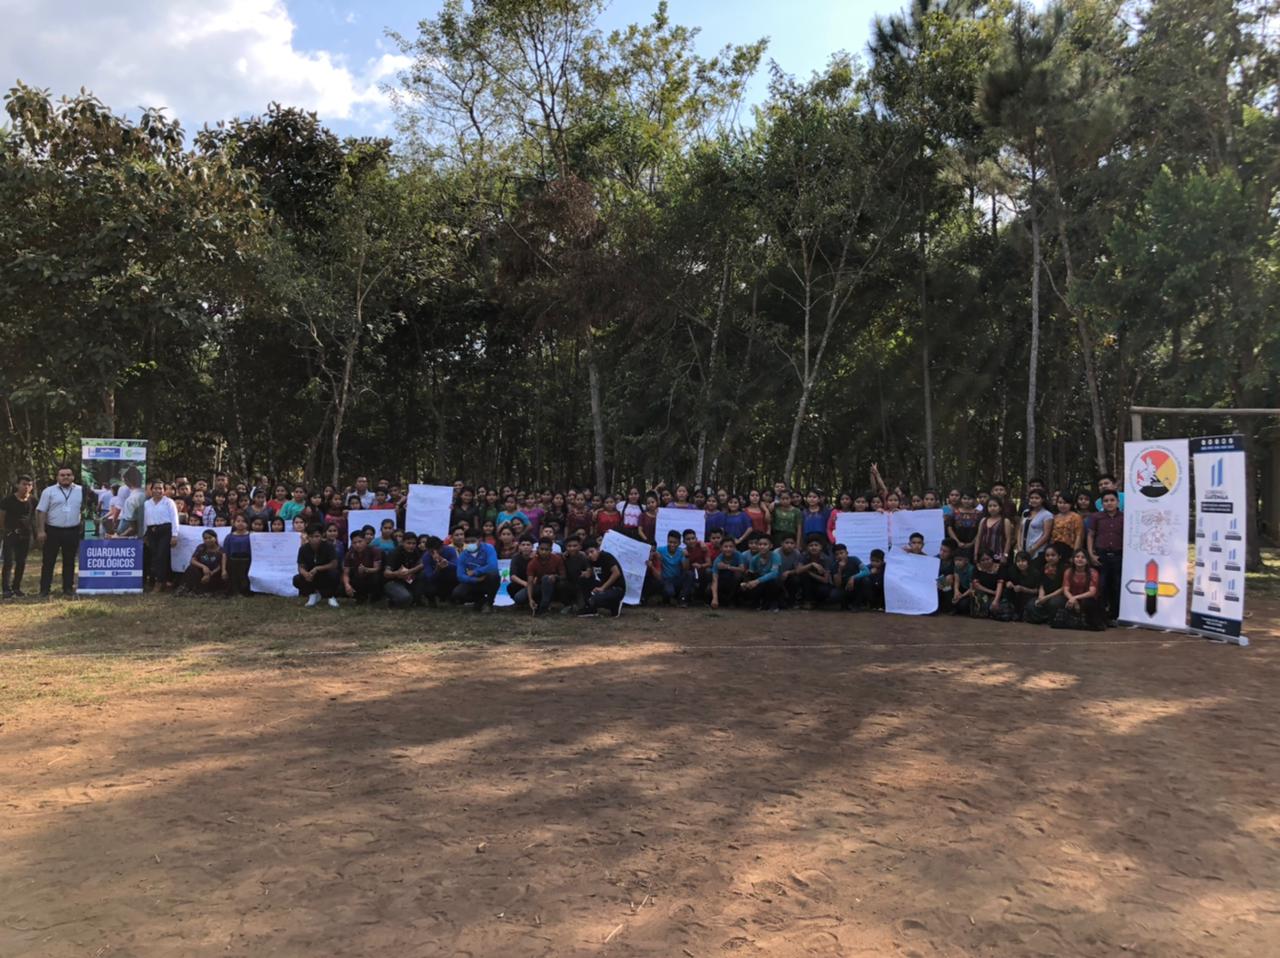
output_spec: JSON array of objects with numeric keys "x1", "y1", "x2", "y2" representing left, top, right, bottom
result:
[{"x1": 1131, "y1": 446, "x2": 1180, "y2": 499}]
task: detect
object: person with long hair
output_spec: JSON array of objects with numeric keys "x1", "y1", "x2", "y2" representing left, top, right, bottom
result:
[
  {"x1": 975, "y1": 495, "x2": 1014, "y2": 568},
  {"x1": 1060, "y1": 548, "x2": 1105, "y2": 630}
]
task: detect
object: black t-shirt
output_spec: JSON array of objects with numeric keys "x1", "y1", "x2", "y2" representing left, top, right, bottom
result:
[
  {"x1": 450, "y1": 504, "x2": 480, "y2": 531},
  {"x1": 975, "y1": 568, "x2": 1001, "y2": 593},
  {"x1": 2, "y1": 494, "x2": 34, "y2": 534},
  {"x1": 296, "y1": 541, "x2": 336, "y2": 571},
  {"x1": 591, "y1": 551, "x2": 621, "y2": 586},
  {"x1": 510, "y1": 552, "x2": 531, "y2": 584},
  {"x1": 563, "y1": 552, "x2": 590, "y2": 582}
]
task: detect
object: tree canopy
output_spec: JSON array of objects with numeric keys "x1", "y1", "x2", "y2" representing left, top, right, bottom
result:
[{"x1": 1, "y1": 0, "x2": 1276, "y2": 501}]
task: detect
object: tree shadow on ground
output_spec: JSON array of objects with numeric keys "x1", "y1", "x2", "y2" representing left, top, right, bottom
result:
[{"x1": 2, "y1": 609, "x2": 1278, "y2": 957}]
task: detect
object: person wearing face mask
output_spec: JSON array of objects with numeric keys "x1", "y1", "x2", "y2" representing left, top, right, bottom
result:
[{"x1": 452, "y1": 528, "x2": 500, "y2": 613}]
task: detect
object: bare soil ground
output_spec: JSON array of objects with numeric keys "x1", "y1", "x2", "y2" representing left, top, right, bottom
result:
[{"x1": 1, "y1": 595, "x2": 1279, "y2": 957}]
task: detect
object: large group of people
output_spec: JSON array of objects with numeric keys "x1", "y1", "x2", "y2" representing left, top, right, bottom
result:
[{"x1": 0, "y1": 463, "x2": 1127, "y2": 629}]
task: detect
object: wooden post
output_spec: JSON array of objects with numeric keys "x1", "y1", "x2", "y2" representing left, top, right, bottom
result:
[{"x1": 1130, "y1": 412, "x2": 1143, "y2": 443}]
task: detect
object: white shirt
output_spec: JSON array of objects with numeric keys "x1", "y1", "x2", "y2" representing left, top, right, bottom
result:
[
  {"x1": 37, "y1": 483, "x2": 84, "y2": 528},
  {"x1": 142, "y1": 496, "x2": 180, "y2": 530},
  {"x1": 356, "y1": 491, "x2": 375, "y2": 509},
  {"x1": 96, "y1": 488, "x2": 114, "y2": 513}
]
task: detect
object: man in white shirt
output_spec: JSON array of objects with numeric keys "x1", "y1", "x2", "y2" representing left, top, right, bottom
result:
[
  {"x1": 36, "y1": 465, "x2": 85, "y2": 597},
  {"x1": 354, "y1": 476, "x2": 375, "y2": 509},
  {"x1": 141, "y1": 480, "x2": 180, "y2": 591}
]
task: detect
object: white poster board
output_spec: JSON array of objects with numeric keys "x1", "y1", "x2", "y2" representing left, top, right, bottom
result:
[
  {"x1": 888, "y1": 509, "x2": 945, "y2": 556},
  {"x1": 1190, "y1": 435, "x2": 1247, "y2": 641},
  {"x1": 601, "y1": 530, "x2": 651, "y2": 606},
  {"x1": 1120, "y1": 439, "x2": 1190, "y2": 630},
  {"x1": 248, "y1": 532, "x2": 300, "y2": 597},
  {"x1": 171, "y1": 525, "x2": 230, "y2": 573},
  {"x1": 406, "y1": 484, "x2": 454, "y2": 539},
  {"x1": 833, "y1": 512, "x2": 889, "y2": 565},
  {"x1": 885, "y1": 551, "x2": 940, "y2": 616},
  {"x1": 346, "y1": 509, "x2": 394, "y2": 541},
  {"x1": 655, "y1": 507, "x2": 705, "y2": 548},
  {"x1": 493, "y1": 558, "x2": 514, "y2": 607}
]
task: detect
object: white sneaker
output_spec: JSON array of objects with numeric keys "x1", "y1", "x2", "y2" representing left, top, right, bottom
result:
[
  {"x1": 305, "y1": 593, "x2": 320, "y2": 607},
  {"x1": 327, "y1": 597, "x2": 339, "y2": 608}
]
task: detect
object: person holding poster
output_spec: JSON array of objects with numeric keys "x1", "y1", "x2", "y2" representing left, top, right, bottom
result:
[
  {"x1": 576, "y1": 539, "x2": 625, "y2": 617},
  {"x1": 182, "y1": 530, "x2": 225, "y2": 595},
  {"x1": 453, "y1": 528, "x2": 500, "y2": 612}
]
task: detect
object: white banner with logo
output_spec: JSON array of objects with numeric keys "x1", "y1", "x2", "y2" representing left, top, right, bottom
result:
[
  {"x1": 1191, "y1": 435, "x2": 1247, "y2": 639},
  {"x1": 1119, "y1": 439, "x2": 1190, "y2": 629}
]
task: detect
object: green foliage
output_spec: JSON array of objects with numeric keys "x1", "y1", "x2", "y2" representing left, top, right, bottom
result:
[{"x1": 1, "y1": 0, "x2": 1277, "y2": 504}]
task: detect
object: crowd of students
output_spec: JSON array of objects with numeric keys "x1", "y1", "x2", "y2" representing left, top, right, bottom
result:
[{"x1": 0, "y1": 466, "x2": 1126, "y2": 628}]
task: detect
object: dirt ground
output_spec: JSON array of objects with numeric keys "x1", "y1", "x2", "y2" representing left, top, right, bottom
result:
[{"x1": 2, "y1": 600, "x2": 1279, "y2": 957}]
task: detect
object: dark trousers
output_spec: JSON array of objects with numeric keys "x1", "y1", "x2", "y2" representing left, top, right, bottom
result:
[
  {"x1": 661, "y1": 571, "x2": 692, "y2": 602},
  {"x1": 226, "y1": 556, "x2": 251, "y2": 596},
  {"x1": 385, "y1": 577, "x2": 426, "y2": 608},
  {"x1": 799, "y1": 575, "x2": 831, "y2": 605},
  {"x1": 40, "y1": 525, "x2": 80, "y2": 594},
  {"x1": 3, "y1": 531, "x2": 30, "y2": 593},
  {"x1": 1097, "y1": 550, "x2": 1123, "y2": 619},
  {"x1": 293, "y1": 569, "x2": 338, "y2": 598},
  {"x1": 434, "y1": 567, "x2": 458, "y2": 601},
  {"x1": 517, "y1": 574, "x2": 561, "y2": 611},
  {"x1": 452, "y1": 572, "x2": 500, "y2": 608},
  {"x1": 855, "y1": 576, "x2": 884, "y2": 610},
  {"x1": 584, "y1": 584, "x2": 625, "y2": 614},
  {"x1": 144, "y1": 524, "x2": 173, "y2": 587},
  {"x1": 347, "y1": 571, "x2": 382, "y2": 603},
  {"x1": 714, "y1": 570, "x2": 742, "y2": 605},
  {"x1": 742, "y1": 579, "x2": 780, "y2": 609},
  {"x1": 183, "y1": 566, "x2": 224, "y2": 594}
]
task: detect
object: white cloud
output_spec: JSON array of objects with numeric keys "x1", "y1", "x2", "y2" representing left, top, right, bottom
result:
[{"x1": 0, "y1": 0, "x2": 410, "y2": 132}]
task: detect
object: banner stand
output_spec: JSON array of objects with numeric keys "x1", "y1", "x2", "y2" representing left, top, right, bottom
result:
[{"x1": 1190, "y1": 435, "x2": 1250, "y2": 649}]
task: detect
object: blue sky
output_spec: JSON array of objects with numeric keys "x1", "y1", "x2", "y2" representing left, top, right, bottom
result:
[{"x1": 4, "y1": 0, "x2": 888, "y2": 138}]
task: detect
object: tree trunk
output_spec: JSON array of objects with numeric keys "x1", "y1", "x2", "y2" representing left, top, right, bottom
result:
[
  {"x1": 920, "y1": 252, "x2": 935, "y2": 488},
  {"x1": 1026, "y1": 211, "x2": 1041, "y2": 485},
  {"x1": 99, "y1": 387, "x2": 116, "y2": 437},
  {"x1": 783, "y1": 379, "x2": 812, "y2": 486},
  {"x1": 586, "y1": 343, "x2": 607, "y2": 491}
]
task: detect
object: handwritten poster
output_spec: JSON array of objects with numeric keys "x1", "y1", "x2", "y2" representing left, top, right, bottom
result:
[
  {"x1": 248, "y1": 532, "x2": 300, "y2": 597},
  {"x1": 833, "y1": 512, "x2": 889, "y2": 564},
  {"x1": 885, "y1": 551, "x2": 940, "y2": 616},
  {"x1": 406, "y1": 484, "x2": 454, "y2": 540},
  {"x1": 601, "y1": 530, "x2": 652, "y2": 606}
]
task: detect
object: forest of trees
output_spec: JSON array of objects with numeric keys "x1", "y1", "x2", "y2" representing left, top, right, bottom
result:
[{"x1": 1, "y1": 0, "x2": 1277, "y2": 500}]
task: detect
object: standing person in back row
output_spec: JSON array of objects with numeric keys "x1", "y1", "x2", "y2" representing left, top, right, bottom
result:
[
  {"x1": 141, "y1": 479, "x2": 180, "y2": 591},
  {"x1": 36, "y1": 465, "x2": 84, "y2": 597},
  {"x1": 1086, "y1": 490, "x2": 1124, "y2": 623},
  {"x1": 2, "y1": 475, "x2": 35, "y2": 598}
]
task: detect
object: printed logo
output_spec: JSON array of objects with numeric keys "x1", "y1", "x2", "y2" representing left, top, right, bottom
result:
[{"x1": 1131, "y1": 446, "x2": 1180, "y2": 499}]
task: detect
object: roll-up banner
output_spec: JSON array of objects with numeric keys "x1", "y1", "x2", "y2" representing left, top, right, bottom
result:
[
  {"x1": 1191, "y1": 435, "x2": 1248, "y2": 644},
  {"x1": 1119, "y1": 439, "x2": 1190, "y2": 630}
]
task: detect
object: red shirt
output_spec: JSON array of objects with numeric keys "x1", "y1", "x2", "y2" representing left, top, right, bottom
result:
[
  {"x1": 527, "y1": 554, "x2": 566, "y2": 579},
  {"x1": 1087, "y1": 510, "x2": 1124, "y2": 551},
  {"x1": 1064, "y1": 567, "x2": 1098, "y2": 598},
  {"x1": 594, "y1": 510, "x2": 623, "y2": 536}
]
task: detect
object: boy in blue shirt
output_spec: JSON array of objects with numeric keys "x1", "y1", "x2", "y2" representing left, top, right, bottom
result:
[
  {"x1": 452, "y1": 528, "x2": 500, "y2": 613},
  {"x1": 655, "y1": 530, "x2": 692, "y2": 606},
  {"x1": 710, "y1": 537, "x2": 749, "y2": 609},
  {"x1": 741, "y1": 534, "x2": 782, "y2": 611}
]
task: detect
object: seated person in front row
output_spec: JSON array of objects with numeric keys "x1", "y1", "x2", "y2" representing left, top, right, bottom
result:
[
  {"x1": 184, "y1": 530, "x2": 224, "y2": 595},
  {"x1": 342, "y1": 531, "x2": 383, "y2": 604},
  {"x1": 295, "y1": 526, "x2": 340, "y2": 607}
]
